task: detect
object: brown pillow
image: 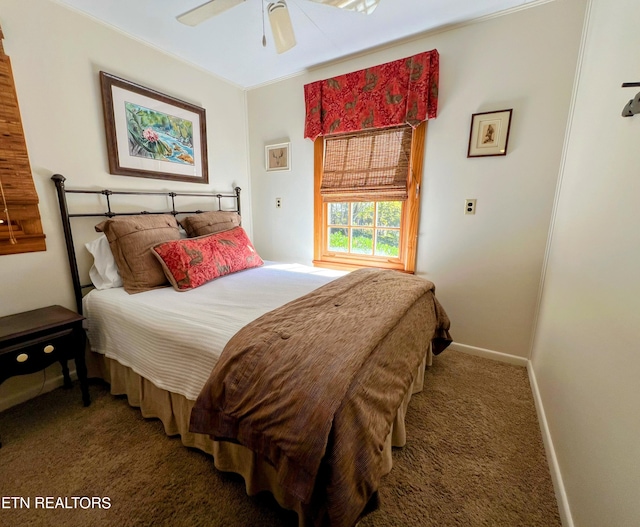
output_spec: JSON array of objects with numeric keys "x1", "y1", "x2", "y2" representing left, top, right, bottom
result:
[
  {"x1": 95, "y1": 215, "x2": 181, "y2": 294},
  {"x1": 179, "y1": 211, "x2": 241, "y2": 237}
]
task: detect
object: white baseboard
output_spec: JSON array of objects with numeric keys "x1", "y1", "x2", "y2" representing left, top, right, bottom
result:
[
  {"x1": 527, "y1": 363, "x2": 574, "y2": 527},
  {"x1": 0, "y1": 370, "x2": 77, "y2": 413},
  {"x1": 447, "y1": 342, "x2": 528, "y2": 366}
]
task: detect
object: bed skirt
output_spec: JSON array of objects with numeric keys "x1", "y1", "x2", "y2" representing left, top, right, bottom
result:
[{"x1": 87, "y1": 348, "x2": 432, "y2": 526}]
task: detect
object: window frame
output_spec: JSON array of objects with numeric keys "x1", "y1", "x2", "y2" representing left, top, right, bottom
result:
[{"x1": 313, "y1": 121, "x2": 426, "y2": 273}]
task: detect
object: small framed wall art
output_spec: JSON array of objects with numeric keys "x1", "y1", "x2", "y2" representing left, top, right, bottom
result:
[
  {"x1": 467, "y1": 109, "x2": 513, "y2": 158},
  {"x1": 265, "y1": 142, "x2": 291, "y2": 171},
  {"x1": 100, "y1": 71, "x2": 208, "y2": 183}
]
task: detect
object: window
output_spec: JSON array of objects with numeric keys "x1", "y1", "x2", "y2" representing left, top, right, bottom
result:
[
  {"x1": 314, "y1": 122, "x2": 426, "y2": 272},
  {"x1": 328, "y1": 201, "x2": 402, "y2": 257}
]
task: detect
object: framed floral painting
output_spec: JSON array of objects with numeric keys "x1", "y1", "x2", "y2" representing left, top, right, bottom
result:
[{"x1": 100, "y1": 72, "x2": 208, "y2": 183}]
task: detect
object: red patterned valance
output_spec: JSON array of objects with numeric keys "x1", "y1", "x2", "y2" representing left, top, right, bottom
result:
[{"x1": 304, "y1": 49, "x2": 439, "y2": 140}]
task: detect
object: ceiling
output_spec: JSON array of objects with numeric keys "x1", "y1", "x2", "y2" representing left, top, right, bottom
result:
[{"x1": 56, "y1": 0, "x2": 542, "y2": 89}]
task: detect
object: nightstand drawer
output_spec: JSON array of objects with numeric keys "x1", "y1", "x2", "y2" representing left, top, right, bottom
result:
[{"x1": 0, "y1": 328, "x2": 75, "y2": 377}]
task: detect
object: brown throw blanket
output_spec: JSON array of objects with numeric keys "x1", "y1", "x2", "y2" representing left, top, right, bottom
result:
[{"x1": 190, "y1": 268, "x2": 451, "y2": 526}]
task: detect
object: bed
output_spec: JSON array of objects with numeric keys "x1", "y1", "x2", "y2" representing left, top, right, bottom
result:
[{"x1": 52, "y1": 175, "x2": 452, "y2": 527}]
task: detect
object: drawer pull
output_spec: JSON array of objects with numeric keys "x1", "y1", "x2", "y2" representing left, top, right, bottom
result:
[
  {"x1": 16, "y1": 353, "x2": 29, "y2": 363},
  {"x1": 44, "y1": 344, "x2": 55, "y2": 354}
]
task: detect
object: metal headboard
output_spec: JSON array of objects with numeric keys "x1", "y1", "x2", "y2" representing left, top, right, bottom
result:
[{"x1": 52, "y1": 174, "x2": 241, "y2": 314}]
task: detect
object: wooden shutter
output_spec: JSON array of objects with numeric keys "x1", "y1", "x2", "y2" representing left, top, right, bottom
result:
[
  {"x1": 0, "y1": 25, "x2": 46, "y2": 255},
  {"x1": 320, "y1": 125, "x2": 412, "y2": 203}
]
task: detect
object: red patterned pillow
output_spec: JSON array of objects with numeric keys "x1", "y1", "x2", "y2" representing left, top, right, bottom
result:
[{"x1": 151, "y1": 227, "x2": 263, "y2": 291}]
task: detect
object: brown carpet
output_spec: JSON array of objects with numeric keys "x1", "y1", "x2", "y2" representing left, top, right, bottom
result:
[{"x1": 0, "y1": 351, "x2": 560, "y2": 527}]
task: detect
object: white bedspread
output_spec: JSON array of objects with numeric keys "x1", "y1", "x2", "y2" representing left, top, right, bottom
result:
[{"x1": 83, "y1": 262, "x2": 345, "y2": 400}]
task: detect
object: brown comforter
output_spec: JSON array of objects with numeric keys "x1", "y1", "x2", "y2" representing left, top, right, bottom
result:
[{"x1": 190, "y1": 268, "x2": 451, "y2": 526}]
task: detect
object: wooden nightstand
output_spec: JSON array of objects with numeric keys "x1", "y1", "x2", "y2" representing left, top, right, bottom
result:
[{"x1": 0, "y1": 305, "x2": 90, "y2": 447}]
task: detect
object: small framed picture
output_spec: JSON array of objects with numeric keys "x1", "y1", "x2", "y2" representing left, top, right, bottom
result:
[
  {"x1": 467, "y1": 109, "x2": 513, "y2": 158},
  {"x1": 265, "y1": 142, "x2": 291, "y2": 171}
]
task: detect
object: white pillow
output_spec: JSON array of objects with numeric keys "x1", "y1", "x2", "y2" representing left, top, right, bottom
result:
[{"x1": 85, "y1": 234, "x2": 123, "y2": 289}]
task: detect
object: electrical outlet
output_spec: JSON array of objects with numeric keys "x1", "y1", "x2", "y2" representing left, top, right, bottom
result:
[
  {"x1": 465, "y1": 199, "x2": 476, "y2": 215},
  {"x1": 276, "y1": 197, "x2": 282, "y2": 208}
]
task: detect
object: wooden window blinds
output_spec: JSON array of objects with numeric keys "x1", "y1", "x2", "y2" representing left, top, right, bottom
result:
[
  {"x1": 320, "y1": 125, "x2": 413, "y2": 203},
  {"x1": 0, "y1": 25, "x2": 46, "y2": 255}
]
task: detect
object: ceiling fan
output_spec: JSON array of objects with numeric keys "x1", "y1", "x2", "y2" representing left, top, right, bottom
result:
[{"x1": 176, "y1": 0, "x2": 381, "y2": 54}]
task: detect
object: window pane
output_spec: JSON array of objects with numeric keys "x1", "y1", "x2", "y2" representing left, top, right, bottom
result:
[
  {"x1": 376, "y1": 201, "x2": 402, "y2": 228},
  {"x1": 351, "y1": 228, "x2": 373, "y2": 255},
  {"x1": 328, "y1": 228, "x2": 348, "y2": 252},
  {"x1": 328, "y1": 202, "x2": 348, "y2": 225},
  {"x1": 352, "y1": 202, "x2": 374, "y2": 226},
  {"x1": 375, "y1": 229, "x2": 400, "y2": 257}
]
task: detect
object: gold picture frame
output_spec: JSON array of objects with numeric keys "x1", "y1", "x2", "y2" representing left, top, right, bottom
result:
[{"x1": 467, "y1": 109, "x2": 513, "y2": 158}]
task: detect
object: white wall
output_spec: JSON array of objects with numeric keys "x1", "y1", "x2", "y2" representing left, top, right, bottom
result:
[
  {"x1": 0, "y1": 0, "x2": 249, "y2": 408},
  {"x1": 247, "y1": 0, "x2": 587, "y2": 359},
  {"x1": 530, "y1": 0, "x2": 640, "y2": 525}
]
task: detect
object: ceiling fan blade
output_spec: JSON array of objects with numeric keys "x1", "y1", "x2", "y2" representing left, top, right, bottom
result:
[
  {"x1": 306, "y1": 0, "x2": 381, "y2": 15},
  {"x1": 177, "y1": 0, "x2": 246, "y2": 26}
]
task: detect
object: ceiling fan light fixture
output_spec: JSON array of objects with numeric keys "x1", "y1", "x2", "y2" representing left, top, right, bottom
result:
[{"x1": 268, "y1": 1, "x2": 296, "y2": 54}]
